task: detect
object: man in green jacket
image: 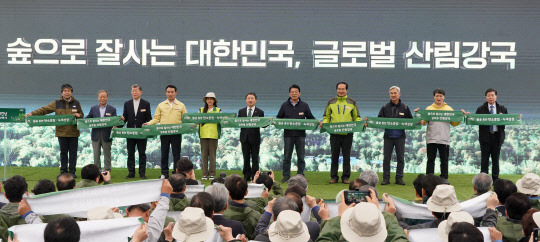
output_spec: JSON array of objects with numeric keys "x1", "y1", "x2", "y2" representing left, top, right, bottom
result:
[
  {"x1": 316, "y1": 189, "x2": 409, "y2": 242},
  {"x1": 28, "y1": 84, "x2": 83, "y2": 177},
  {"x1": 323, "y1": 82, "x2": 361, "y2": 184},
  {"x1": 0, "y1": 175, "x2": 28, "y2": 242},
  {"x1": 223, "y1": 175, "x2": 262, "y2": 240},
  {"x1": 495, "y1": 193, "x2": 531, "y2": 242},
  {"x1": 168, "y1": 174, "x2": 189, "y2": 211},
  {"x1": 75, "y1": 164, "x2": 112, "y2": 189}
]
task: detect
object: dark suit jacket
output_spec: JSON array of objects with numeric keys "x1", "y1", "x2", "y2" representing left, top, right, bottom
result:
[
  {"x1": 122, "y1": 99, "x2": 152, "y2": 128},
  {"x1": 475, "y1": 102, "x2": 508, "y2": 144},
  {"x1": 86, "y1": 104, "x2": 117, "y2": 142},
  {"x1": 238, "y1": 107, "x2": 264, "y2": 143},
  {"x1": 212, "y1": 214, "x2": 247, "y2": 238}
]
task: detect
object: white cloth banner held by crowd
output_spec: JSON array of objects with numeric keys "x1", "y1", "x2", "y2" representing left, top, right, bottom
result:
[
  {"x1": 25, "y1": 180, "x2": 163, "y2": 218},
  {"x1": 9, "y1": 217, "x2": 142, "y2": 242},
  {"x1": 184, "y1": 185, "x2": 205, "y2": 200},
  {"x1": 408, "y1": 227, "x2": 492, "y2": 242},
  {"x1": 391, "y1": 191, "x2": 491, "y2": 220}
]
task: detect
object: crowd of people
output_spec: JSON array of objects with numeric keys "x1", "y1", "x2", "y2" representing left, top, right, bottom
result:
[{"x1": 0, "y1": 157, "x2": 539, "y2": 241}]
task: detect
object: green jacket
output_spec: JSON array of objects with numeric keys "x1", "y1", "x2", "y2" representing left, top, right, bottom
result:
[
  {"x1": 41, "y1": 214, "x2": 71, "y2": 223},
  {"x1": 323, "y1": 95, "x2": 361, "y2": 135},
  {"x1": 244, "y1": 199, "x2": 265, "y2": 214},
  {"x1": 316, "y1": 212, "x2": 409, "y2": 242},
  {"x1": 496, "y1": 217, "x2": 523, "y2": 242},
  {"x1": 75, "y1": 179, "x2": 112, "y2": 189},
  {"x1": 31, "y1": 96, "x2": 84, "y2": 137},
  {"x1": 530, "y1": 198, "x2": 540, "y2": 210},
  {"x1": 0, "y1": 203, "x2": 26, "y2": 242},
  {"x1": 168, "y1": 196, "x2": 189, "y2": 211},
  {"x1": 223, "y1": 202, "x2": 262, "y2": 240}
]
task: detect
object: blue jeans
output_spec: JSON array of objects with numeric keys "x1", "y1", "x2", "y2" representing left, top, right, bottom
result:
[{"x1": 282, "y1": 136, "x2": 306, "y2": 178}]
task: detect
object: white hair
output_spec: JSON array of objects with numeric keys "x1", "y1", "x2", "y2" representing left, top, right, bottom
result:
[{"x1": 389, "y1": 86, "x2": 401, "y2": 93}]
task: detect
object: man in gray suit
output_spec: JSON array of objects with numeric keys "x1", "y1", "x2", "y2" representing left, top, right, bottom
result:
[{"x1": 86, "y1": 90, "x2": 117, "y2": 171}]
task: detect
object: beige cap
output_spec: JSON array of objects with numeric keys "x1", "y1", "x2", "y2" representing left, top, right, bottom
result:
[
  {"x1": 268, "y1": 210, "x2": 310, "y2": 242},
  {"x1": 340, "y1": 203, "x2": 387, "y2": 242},
  {"x1": 427, "y1": 185, "x2": 462, "y2": 213},
  {"x1": 87, "y1": 206, "x2": 124, "y2": 220},
  {"x1": 437, "y1": 211, "x2": 475, "y2": 242},
  {"x1": 171, "y1": 207, "x2": 214, "y2": 242},
  {"x1": 203, "y1": 92, "x2": 217, "y2": 102},
  {"x1": 516, "y1": 173, "x2": 540, "y2": 195}
]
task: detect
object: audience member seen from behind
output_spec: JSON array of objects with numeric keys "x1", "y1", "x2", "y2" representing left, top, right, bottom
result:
[
  {"x1": 176, "y1": 157, "x2": 201, "y2": 185},
  {"x1": 75, "y1": 164, "x2": 111, "y2": 188}
]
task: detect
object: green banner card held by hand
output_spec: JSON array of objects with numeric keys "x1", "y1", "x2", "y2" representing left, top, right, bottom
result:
[
  {"x1": 110, "y1": 128, "x2": 155, "y2": 139},
  {"x1": 27, "y1": 114, "x2": 76, "y2": 127},
  {"x1": 76, "y1": 116, "x2": 125, "y2": 129},
  {"x1": 272, "y1": 118, "x2": 319, "y2": 130},
  {"x1": 220, "y1": 117, "x2": 273, "y2": 128},
  {"x1": 0, "y1": 108, "x2": 26, "y2": 123},
  {"x1": 365, "y1": 117, "x2": 422, "y2": 130},
  {"x1": 465, "y1": 114, "x2": 522, "y2": 125},
  {"x1": 417, "y1": 110, "x2": 463, "y2": 122},
  {"x1": 321, "y1": 121, "x2": 365, "y2": 134},
  {"x1": 142, "y1": 123, "x2": 197, "y2": 136},
  {"x1": 182, "y1": 113, "x2": 236, "y2": 124}
]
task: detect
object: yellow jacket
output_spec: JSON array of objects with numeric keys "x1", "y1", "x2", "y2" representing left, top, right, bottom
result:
[{"x1": 147, "y1": 99, "x2": 187, "y2": 125}]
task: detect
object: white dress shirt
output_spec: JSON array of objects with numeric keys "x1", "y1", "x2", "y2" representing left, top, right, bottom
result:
[{"x1": 133, "y1": 98, "x2": 140, "y2": 116}]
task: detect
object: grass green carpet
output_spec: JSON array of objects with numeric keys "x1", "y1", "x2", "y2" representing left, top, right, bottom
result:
[{"x1": 2, "y1": 167, "x2": 522, "y2": 201}]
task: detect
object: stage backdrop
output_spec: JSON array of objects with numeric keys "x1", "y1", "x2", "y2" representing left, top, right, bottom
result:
[{"x1": 0, "y1": 0, "x2": 539, "y2": 174}]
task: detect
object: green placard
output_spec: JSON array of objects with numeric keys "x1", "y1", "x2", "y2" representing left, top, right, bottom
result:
[
  {"x1": 110, "y1": 128, "x2": 154, "y2": 139},
  {"x1": 0, "y1": 108, "x2": 26, "y2": 123},
  {"x1": 27, "y1": 114, "x2": 76, "y2": 127},
  {"x1": 182, "y1": 113, "x2": 236, "y2": 124},
  {"x1": 321, "y1": 121, "x2": 365, "y2": 134},
  {"x1": 272, "y1": 118, "x2": 319, "y2": 130},
  {"x1": 417, "y1": 110, "x2": 463, "y2": 122},
  {"x1": 465, "y1": 114, "x2": 522, "y2": 125},
  {"x1": 76, "y1": 116, "x2": 125, "y2": 129},
  {"x1": 365, "y1": 117, "x2": 422, "y2": 130},
  {"x1": 142, "y1": 123, "x2": 197, "y2": 136},
  {"x1": 220, "y1": 117, "x2": 273, "y2": 128}
]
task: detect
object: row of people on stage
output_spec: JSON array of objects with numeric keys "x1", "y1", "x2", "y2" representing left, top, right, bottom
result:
[{"x1": 27, "y1": 83, "x2": 512, "y2": 185}]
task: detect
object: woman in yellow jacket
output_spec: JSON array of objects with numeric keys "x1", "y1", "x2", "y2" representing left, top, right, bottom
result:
[{"x1": 199, "y1": 92, "x2": 221, "y2": 180}]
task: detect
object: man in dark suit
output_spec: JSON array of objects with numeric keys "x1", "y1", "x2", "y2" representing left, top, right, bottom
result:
[
  {"x1": 238, "y1": 92, "x2": 264, "y2": 181},
  {"x1": 475, "y1": 88, "x2": 508, "y2": 181},
  {"x1": 122, "y1": 84, "x2": 152, "y2": 179},
  {"x1": 86, "y1": 90, "x2": 117, "y2": 171}
]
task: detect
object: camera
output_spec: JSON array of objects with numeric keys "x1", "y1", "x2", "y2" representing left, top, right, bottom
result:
[
  {"x1": 98, "y1": 170, "x2": 108, "y2": 183},
  {"x1": 260, "y1": 171, "x2": 272, "y2": 176}
]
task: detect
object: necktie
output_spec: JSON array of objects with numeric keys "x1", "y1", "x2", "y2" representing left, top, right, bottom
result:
[
  {"x1": 489, "y1": 105, "x2": 494, "y2": 133},
  {"x1": 248, "y1": 108, "x2": 252, "y2": 117}
]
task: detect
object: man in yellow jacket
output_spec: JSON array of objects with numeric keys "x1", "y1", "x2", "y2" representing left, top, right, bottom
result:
[
  {"x1": 323, "y1": 82, "x2": 361, "y2": 184},
  {"x1": 415, "y1": 88, "x2": 460, "y2": 180},
  {"x1": 145, "y1": 85, "x2": 187, "y2": 178}
]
